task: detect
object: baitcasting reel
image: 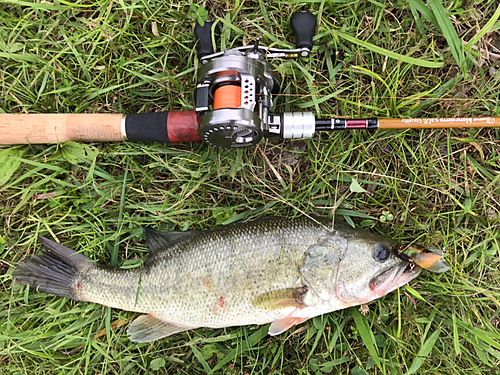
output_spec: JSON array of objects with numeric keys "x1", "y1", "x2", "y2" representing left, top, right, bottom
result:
[{"x1": 194, "y1": 12, "x2": 317, "y2": 149}]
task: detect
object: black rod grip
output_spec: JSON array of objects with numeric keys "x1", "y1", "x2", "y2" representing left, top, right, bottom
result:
[
  {"x1": 125, "y1": 111, "x2": 200, "y2": 143},
  {"x1": 194, "y1": 21, "x2": 217, "y2": 58},
  {"x1": 126, "y1": 112, "x2": 170, "y2": 142},
  {"x1": 291, "y1": 12, "x2": 317, "y2": 50}
]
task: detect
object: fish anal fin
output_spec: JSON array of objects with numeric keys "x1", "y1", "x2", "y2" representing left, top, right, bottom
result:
[
  {"x1": 127, "y1": 314, "x2": 193, "y2": 342},
  {"x1": 252, "y1": 287, "x2": 308, "y2": 310},
  {"x1": 144, "y1": 227, "x2": 200, "y2": 257},
  {"x1": 268, "y1": 316, "x2": 310, "y2": 336}
]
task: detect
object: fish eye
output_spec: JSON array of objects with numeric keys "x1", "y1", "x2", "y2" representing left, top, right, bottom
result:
[{"x1": 374, "y1": 244, "x2": 390, "y2": 262}]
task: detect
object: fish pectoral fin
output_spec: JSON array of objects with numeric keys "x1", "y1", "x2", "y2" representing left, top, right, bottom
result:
[
  {"x1": 252, "y1": 287, "x2": 308, "y2": 310},
  {"x1": 127, "y1": 314, "x2": 193, "y2": 342},
  {"x1": 268, "y1": 316, "x2": 309, "y2": 336}
]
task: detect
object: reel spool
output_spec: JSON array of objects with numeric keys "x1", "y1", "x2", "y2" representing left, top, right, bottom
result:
[{"x1": 194, "y1": 12, "x2": 317, "y2": 149}]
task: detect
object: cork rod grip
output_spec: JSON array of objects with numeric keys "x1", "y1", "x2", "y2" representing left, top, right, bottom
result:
[{"x1": 0, "y1": 114, "x2": 125, "y2": 144}]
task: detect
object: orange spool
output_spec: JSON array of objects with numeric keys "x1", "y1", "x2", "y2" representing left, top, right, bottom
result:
[{"x1": 213, "y1": 85, "x2": 241, "y2": 109}]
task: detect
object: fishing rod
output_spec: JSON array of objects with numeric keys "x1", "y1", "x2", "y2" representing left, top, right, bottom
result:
[{"x1": 0, "y1": 12, "x2": 498, "y2": 150}]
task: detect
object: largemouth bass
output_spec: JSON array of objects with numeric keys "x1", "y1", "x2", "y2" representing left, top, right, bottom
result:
[{"x1": 13, "y1": 217, "x2": 425, "y2": 342}]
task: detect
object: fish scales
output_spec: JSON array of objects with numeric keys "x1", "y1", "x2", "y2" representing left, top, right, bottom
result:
[
  {"x1": 79, "y1": 218, "x2": 331, "y2": 327},
  {"x1": 13, "y1": 216, "x2": 426, "y2": 342}
]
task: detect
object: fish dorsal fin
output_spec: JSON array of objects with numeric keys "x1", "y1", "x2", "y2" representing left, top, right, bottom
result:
[
  {"x1": 268, "y1": 316, "x2": 309, "y2": 336},
  {"x1": 300, "y1": 233, "x2": 348, "y2": 300},
  {"x1": 252, "y1": 287, "x2": 308, "y2": 310},
  {"x1": 144, "y1": 227, "x2": 200, "y2": 257},
  {"x1": 127, "y1": 314, "x2": 194, "y2": 342}
]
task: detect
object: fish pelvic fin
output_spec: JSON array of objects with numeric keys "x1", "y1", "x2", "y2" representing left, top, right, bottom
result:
[
  {"x1": 127, "y1": 314, "x2": 193, "y2": 342},
  {"x1": 268, "y1": 316, "x2": 310, "y2": 336},
  {"x1": 143, "y1": 227, "x2": 200, "y2": 257},
  {"x1": 12, "y1": 236, "x2": 94, "y2": 300}
]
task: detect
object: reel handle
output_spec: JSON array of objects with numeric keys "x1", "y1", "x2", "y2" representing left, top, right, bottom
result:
[
  {"x1": 194, "y1": 21, "x2": 218, "y2": 58},
  {"x1": 291, "y1": 12, "x2": 317, "y2": 50}
]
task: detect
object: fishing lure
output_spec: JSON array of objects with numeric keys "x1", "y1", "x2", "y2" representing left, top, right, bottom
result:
[{"x1": 395, "y1": 244, "x2": 450, "y2": 273}]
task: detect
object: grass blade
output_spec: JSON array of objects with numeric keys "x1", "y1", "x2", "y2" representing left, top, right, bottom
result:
[
  {"x1": 0, "y1": 147, "x2": 26, "y2": 185},
  {"x1": 111, "y1": 160, "x2": 129, "y2": 267},
  {"x1": 406, "y1": 330, "x2": 441, "y2": 374},
  {"x1": 191, "y1": 346, "x2": 213, "y2": 373},
  {"x1": 465, "y1": 4, "x2": 500, "y2": 50},
  {"x1": 208, "y1": 325, "x2": 268, "y2": 374},
  {"x1": 334, "y1": 30, "x2": 444, "y2": 68},
  {"x1": 452, "y1": 313, "x2": 461, "y2": 356},
  {"x1": 351, "y1": 308, "x2": 383, "y2": 373},
  {"x1": 428, "y1": 0, "x2": 465, "y2": 69},
  {"x1": 406, "y1": 0, "x2": 440, "y2": 31}
]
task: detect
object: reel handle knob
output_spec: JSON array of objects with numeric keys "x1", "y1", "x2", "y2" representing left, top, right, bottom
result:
[
  {"x1": 291, "y1": 12, "x2": 317, "y2": 51},
  {"x1": 194, "y1": 21, "x2": 218, "y2": 58}
]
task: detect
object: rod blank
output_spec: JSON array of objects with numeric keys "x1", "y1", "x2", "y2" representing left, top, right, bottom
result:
[
  {"x1": 378, "y1": 117, "x2": 500, "y2": 129},
  {"x1": 315, "y1": 116, "x2": 500, "y2": 132}
]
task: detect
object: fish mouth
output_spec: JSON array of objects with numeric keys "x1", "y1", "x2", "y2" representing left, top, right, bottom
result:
[{"x1": 369, "y1": 261, "x2": 422, "y2": 296}]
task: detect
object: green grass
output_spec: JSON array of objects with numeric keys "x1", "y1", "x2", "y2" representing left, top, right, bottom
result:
[{"x1": 2, "y1": 0, "x2": 500, "y2": 374}]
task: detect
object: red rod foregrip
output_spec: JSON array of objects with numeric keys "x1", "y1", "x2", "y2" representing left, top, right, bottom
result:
[{"x1": 167, "y1": 111, "x2": 200, "y2": 142}]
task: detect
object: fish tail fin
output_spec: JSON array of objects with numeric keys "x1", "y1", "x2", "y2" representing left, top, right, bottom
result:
[{"x1": 12, "y1": 236, "x2": 94, "y2": 300}]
